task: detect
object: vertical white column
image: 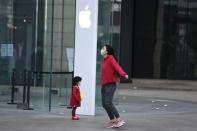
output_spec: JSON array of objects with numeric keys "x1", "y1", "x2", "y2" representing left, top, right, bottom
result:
[{"x1": 74, "y1": 0, "x2": 99, "y2": 115}]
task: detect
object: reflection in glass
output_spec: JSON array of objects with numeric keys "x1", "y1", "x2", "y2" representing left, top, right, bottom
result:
[{"x1": 96, "y1": 0, "x2": 122, "y2": 106}]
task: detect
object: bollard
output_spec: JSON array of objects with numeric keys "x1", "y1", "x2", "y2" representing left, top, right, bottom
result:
[
  {"x1": 24, "y1": 71, "x2": 33, "y2": 110},
  {"x1": 22, "y1": 69, "x2": 27, "y2": 104},
  {"x1": 7, "y1": 69, "x2": 17, "y2": 104}
]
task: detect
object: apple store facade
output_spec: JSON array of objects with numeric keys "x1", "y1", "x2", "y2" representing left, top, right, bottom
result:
[{"x1": 1, "y1": 0, "x2": 197, "y2": 115}]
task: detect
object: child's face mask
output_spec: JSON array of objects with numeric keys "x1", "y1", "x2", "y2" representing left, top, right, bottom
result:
[{"x1": 78, "y1": 81, "x2": 81, "y2": 86}]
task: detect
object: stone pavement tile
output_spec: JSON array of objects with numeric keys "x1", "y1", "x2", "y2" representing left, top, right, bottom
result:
[{"x1": 1, "y1": 112, "x2": 197, "y2": 131}]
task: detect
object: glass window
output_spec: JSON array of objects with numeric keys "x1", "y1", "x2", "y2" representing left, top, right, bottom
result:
[
  {"x1": 0, "y1": 0, "x2": 76, "y2": 112},
  {"x1": 96, "y1": 0, "x2": 122, "y2": 106},
  {"x1": 158, "y1": 0, "x2": 197, "y2": 79},
  {"x1": 129, "y1": 0, "x2": 197, "y2": 80}
]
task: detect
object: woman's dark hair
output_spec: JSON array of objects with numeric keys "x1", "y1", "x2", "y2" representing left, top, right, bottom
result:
[
  {"x1": 72, "y1": 76, "x2": 82, "y2": 86},
  {"x1": 105, "y1": 44, "x2": 117, "y2": 61}
]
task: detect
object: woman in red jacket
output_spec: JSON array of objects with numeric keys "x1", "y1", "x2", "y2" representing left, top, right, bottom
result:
[
  {"x1": 70, "y1": 76, "x2": 82, "y2": 120},
  {"x1": 101, "y1": 45, "x2": 129, "y2": 128}
]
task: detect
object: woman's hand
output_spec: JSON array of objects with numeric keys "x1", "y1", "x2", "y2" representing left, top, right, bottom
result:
[{"x1": 125, "y1": 75, "x2": 129, "y2": 79}]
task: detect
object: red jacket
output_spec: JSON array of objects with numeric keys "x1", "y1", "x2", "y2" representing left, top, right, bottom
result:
[
  {"x1": 70, "y1": 85, "x2": 81, "y2": 107},
  {"x1": 101, "y1": 55, "x2": 127, "y2": 86}
]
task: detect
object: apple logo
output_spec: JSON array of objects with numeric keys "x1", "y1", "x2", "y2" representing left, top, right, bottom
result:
[{"x1": 79, "y1": 5, "x2": 92, "y2": 29}]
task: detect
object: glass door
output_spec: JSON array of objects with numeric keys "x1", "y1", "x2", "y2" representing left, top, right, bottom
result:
[
  {"x1": 42, "y1": 0, "x2": 76, "y2": 112},
  {"x1": 0, "y1": 0, "x2": 76, "y2": 112},
  {"x1": 96, "y1": 0, "x2": 122, "y2": 106},
  {"x1": 0, "y1": 0, "x2": 14, "y2": 104}
]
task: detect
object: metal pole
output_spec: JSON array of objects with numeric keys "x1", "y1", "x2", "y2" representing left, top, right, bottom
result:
[
  {"x1": 27, "y1": 71, "x2": 30, "y2": 108},
  {"x1": 59, "y1": 0, "x2": 65, "y2": 97},
  {"x1": 23, "y1": 69, "x2": 27, "y2": 103},
  {"x1": 49, "y1": 0, "x2": 55, "y2": 112},
  {"x1": 26, "y1": 71, "x2": 33, "y2": 110},
  {"x1": 34, "y1": 0, "x2": 39, "y2": 88},
  {"x1": 11, "y1": 69, "x2": 15, "y2": 103},
  {"x1": 131, "y1": 0, "x2": 135, "y2": 82},
  {"x1": 7, "y1": 68, "x2": 16, "y2": 104}
]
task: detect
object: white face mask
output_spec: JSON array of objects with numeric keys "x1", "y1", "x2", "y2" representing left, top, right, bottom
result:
[
  {"x1": 78, "y1": 82, "x2": 81, "y2": 86},
  {"x1": 101, "y1": 49, "x2": 106, "y2": 56}
]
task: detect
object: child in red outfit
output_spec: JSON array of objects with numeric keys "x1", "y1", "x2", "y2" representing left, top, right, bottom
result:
[{"x1": 70, "y1": 76, "x2": 82, "y2": 120}]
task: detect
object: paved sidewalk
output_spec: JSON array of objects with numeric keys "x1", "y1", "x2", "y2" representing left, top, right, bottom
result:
[
  {"x1": 1, "y1": 89, "x2": 197, "y2": 131},
  {"x1": 0, "y1": 108, "x2": 197, "y2": 131}
]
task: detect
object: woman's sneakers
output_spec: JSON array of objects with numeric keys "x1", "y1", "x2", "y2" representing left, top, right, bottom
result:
[
  {"x1": 113, "y1": 120, "x2": 125, "y2": 128},
  {"x1": 105, "y1": 121, "x2": 115, "y2": 128},
  {"x1": 72, "y1": 116, "x2": 80, "y2": 120},
  {"x1": 105, "y1": 120, "x2": 126, "y2": 128}
]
